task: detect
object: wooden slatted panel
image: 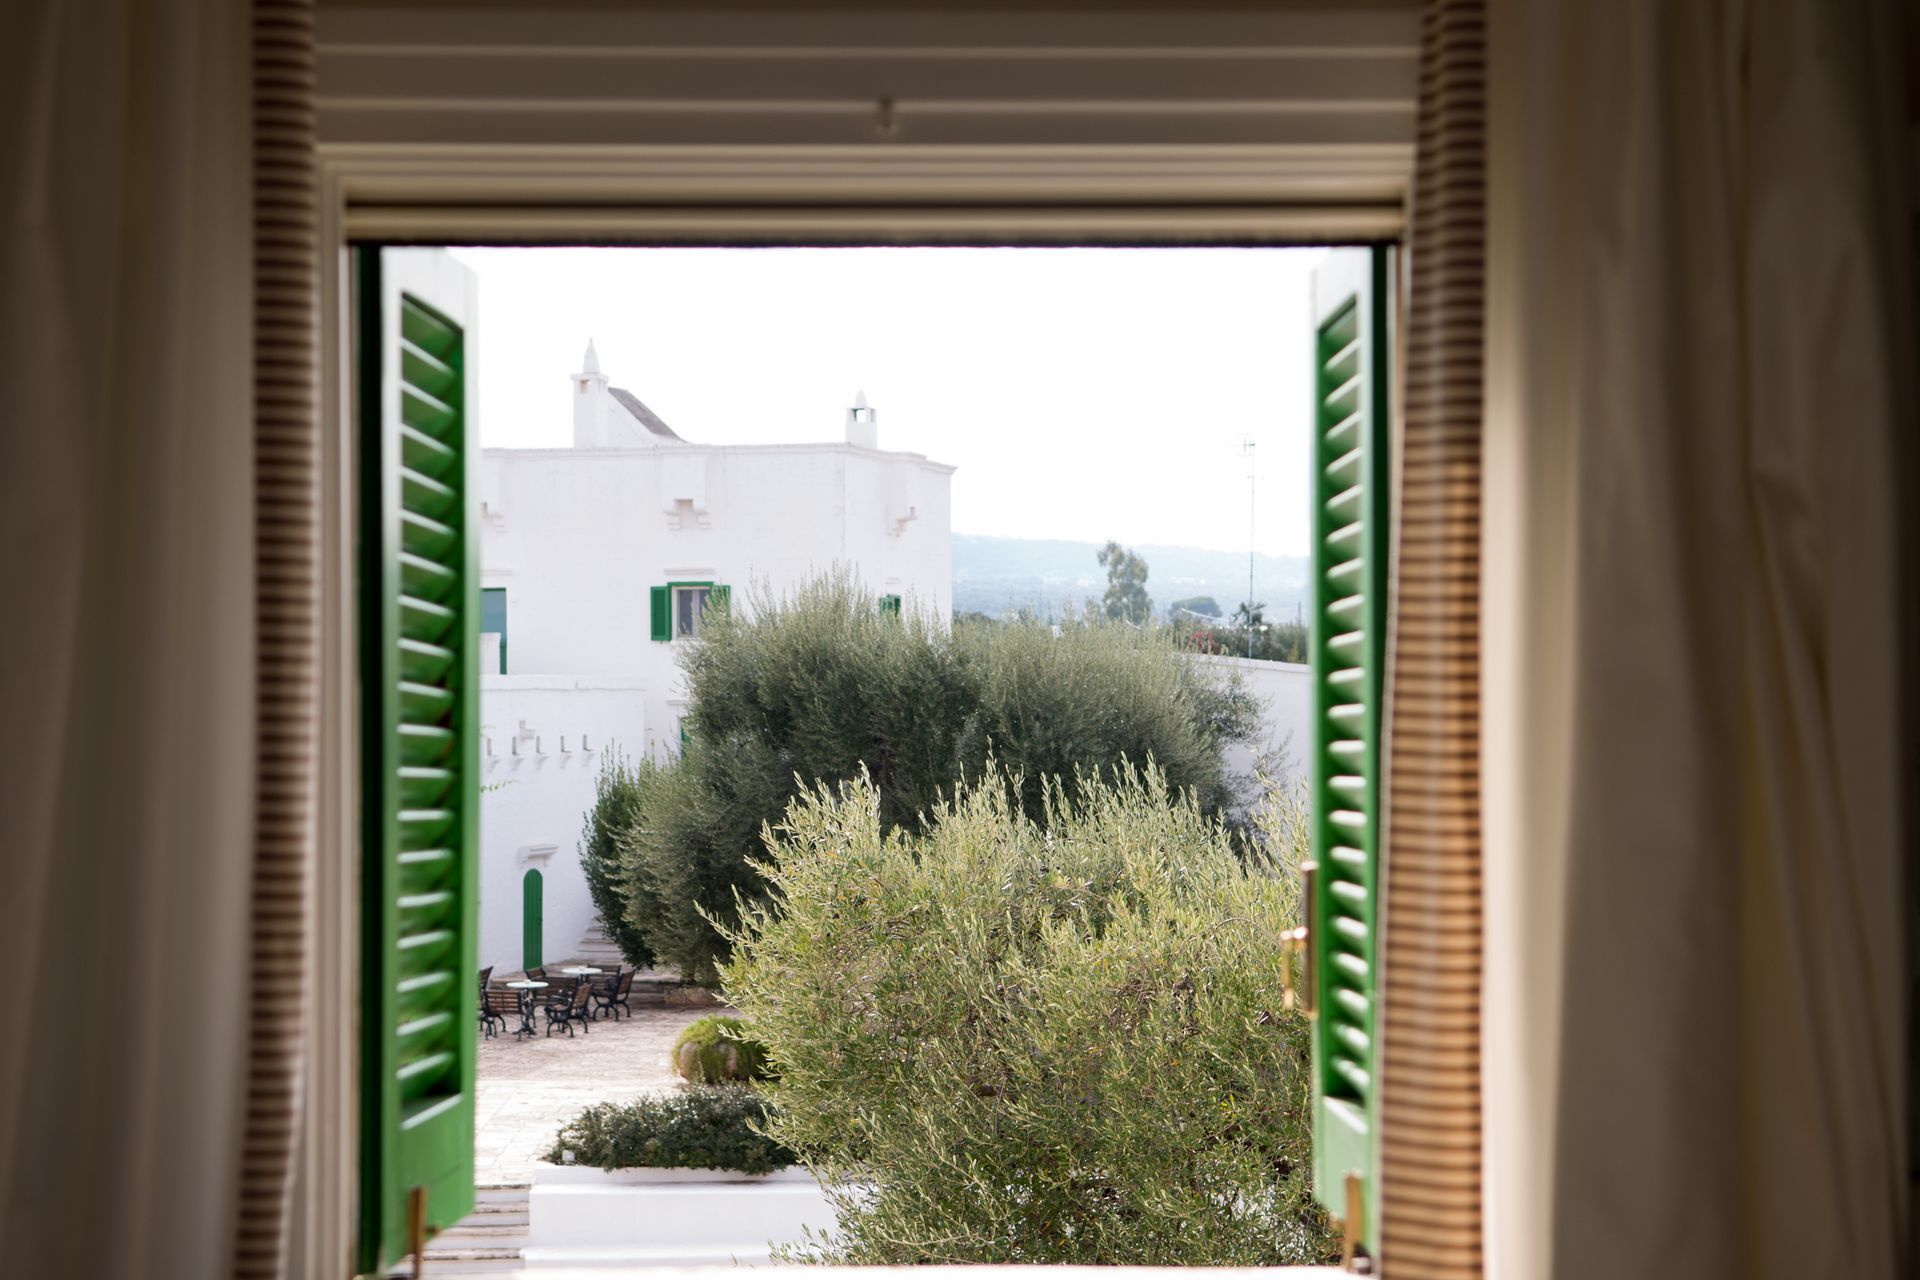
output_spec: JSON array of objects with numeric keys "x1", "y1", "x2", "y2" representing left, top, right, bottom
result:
[
  {"x1": 359, "y1": 260, "x2": 479, "y2": 1275},
  {"x1": 234, "y1": 2, "x2": 318, "y2": 1276},
  {"x1": 1377, "y1": 0, "x2": 1487, "y2": 1274},
  {"x1": 1308, "y1": 247, "x2": 1390, "y2": 1259}
]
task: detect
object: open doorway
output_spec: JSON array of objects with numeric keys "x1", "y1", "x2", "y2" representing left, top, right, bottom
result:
[{"x1": 355, "y1": 242, "x2": 1390, "y2": 1274}]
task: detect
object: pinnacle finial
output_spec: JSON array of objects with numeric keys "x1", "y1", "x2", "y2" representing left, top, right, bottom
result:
[
  {"x1": 581, "y1": 339, "x2": 602, "y2": 376},
  {"x1": 853, "y1": 389, "x2": 869, "y2": 410}
]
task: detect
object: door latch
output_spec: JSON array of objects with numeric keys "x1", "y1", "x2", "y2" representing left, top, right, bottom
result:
[{"x1": 1280, "y1": 859, "x2": 1318, "y2": 1016}]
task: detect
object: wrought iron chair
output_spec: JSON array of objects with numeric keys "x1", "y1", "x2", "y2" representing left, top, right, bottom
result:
[
  {"x1": 525, "y1": 965, "x2": 547, "y2": 981},
  {"x1": 477, "y1": 967, "x2": 498, "y2": 1035},
  {"x1": 591, "y1": 968, "x2": 634, "y2": 1021},
  {"x1": 543, "y1": 978, "x2": 594, "y2": 1036}
]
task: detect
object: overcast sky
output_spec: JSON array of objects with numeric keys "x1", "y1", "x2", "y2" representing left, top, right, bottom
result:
[{"x1": 449, "y1": 246, "x2": 1322, "y2": 557}]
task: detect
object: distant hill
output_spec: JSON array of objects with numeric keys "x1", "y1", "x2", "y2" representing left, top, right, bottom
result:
[{"x1": 953, "y1": 533, "x2": 1310, "y2": 624}]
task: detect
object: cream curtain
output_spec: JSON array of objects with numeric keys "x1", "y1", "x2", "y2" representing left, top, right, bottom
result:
[
  {"x1": 0, "y1": 2, "x2": 257, "y2": 1277},
  {"x1": 1485, "y1": 2, "x2": 1911, "y2": 1277}
]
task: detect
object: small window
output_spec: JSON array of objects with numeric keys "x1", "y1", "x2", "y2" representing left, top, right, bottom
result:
[
  {"x1": 480, "y1": 587, "x2": 507, "y2": 673},
  {"x1": 673, "y1": 585, "x2": 712, "y2": 638}
]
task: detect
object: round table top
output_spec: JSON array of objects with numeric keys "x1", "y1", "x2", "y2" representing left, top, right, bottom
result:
[
  {"x1": 506, "y1": 980, "x2": 548, "y2": 989},
  {"x1": 560, "y1": 966, "x2": 603, "y2": 975}
]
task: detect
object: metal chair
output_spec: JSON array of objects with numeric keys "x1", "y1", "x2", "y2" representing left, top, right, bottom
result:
[
  {"x1": 591, "y1": 968, "x2": 634, "y2": 1021},
  {"x1": 543, "y1": 978, "x2": 594, "y2": 1037}
]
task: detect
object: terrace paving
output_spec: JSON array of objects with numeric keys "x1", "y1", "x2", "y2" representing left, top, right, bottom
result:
[{"x1": 475, "y1": 977, "x2": 722, "y2": 1186}]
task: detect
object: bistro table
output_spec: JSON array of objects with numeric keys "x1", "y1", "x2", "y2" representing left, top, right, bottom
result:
[
  {"x1": 559, "y1": 966, "x2": 602, "y2": 977},
  {"x1": 505, "y1": 979, "x2": 548, "y2": 1039}
]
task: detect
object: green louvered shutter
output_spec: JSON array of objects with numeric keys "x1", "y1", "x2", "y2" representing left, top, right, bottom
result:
[
  {"x1": 1306, "y1": 246, "x2": 1390, "y2": 1256},
  {"x1": 879, "y1": 593, "x2": 902, "y2": 616},
  {"x1": 650, "y1": 585, "x2": 671, "y2": 641},
  {"x1": 356, "y1": 249, "x2": 480, "y2": 1275}
]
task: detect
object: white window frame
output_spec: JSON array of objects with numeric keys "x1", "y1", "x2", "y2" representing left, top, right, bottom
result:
[
  {"x1": 672, "y1": 584, "x2": 713, "y2": 640},
  {"x1": 309, "y1": 5, "x2": 1421, "y2": 1275}
]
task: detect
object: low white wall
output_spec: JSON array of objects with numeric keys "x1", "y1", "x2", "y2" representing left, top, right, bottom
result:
[
  {"x1": 1192, "y1": 654, "x2": 1314, "y2": 808},
  {"x1": 525, "y1": 1165, "x2": 836, "y2": 1268},
  {"x1": 480, "y1": 675, "x2": 648, "y2": 975}
]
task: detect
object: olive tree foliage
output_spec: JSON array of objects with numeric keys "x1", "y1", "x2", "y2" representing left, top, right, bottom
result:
[
  {"x1": 720, "y1": 765, "x2": 1336, "y2": 1265},
  {"x1": 616, "y1": 572, "x2": 1260, "y2": 980},
  {"x1": 578, "y1": 748, "x2": 653, "y2": 968}
]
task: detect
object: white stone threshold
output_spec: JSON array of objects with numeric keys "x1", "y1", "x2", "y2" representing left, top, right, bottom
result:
[{"x1": 518, "y1": 1269, "x2": 1344, "y2": 1279}]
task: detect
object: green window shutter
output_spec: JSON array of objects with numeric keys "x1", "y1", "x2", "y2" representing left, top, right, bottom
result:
[
  {"x1": 356, "y1": 249, "x2": 480, "y2": 1275},
  {"x1": 480, "y1": 587, "x2": 507, "y2": 674},
  {"x1": 708, "y1": 583, "x2": 730, "y2": 614},
  {"x1": 1305, "y1": 246, "x2": 1390, "y2": 1258},
  {"x1": 879, "y1": 593, "x2": 902, "y2": 616},
  {"x1": 650, "y1": 585, "x2": 671, "y2": 641}
]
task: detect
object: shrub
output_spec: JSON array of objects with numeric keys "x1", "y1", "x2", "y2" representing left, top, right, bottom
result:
[
  {"x1": 720, "y1": 765, "x2": 1336, "y2": 1266},
  {"x1": 671, "y1": 1015, "x2": 774, "y2": 1084},
  {"x1": 578, "y1": 749, "x2": 653, "y2": 968},
  {"x1": 622, "y1": 572, "x2": 1259, "y2": 979},
  {"x1": 544, "y1": 1085, "x2": 793, "y2": 1175}
]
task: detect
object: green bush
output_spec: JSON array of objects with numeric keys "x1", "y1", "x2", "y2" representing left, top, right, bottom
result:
[
  {"x1": 544, "y1": 1085, "x2": 793, "y2": 1175},
  {"x1": 578, "y1": 749, "x2": 653, "y2": 969},
  {"x1": 622, "y1": 573, "x2": 1259, "y2": 979},
  {"x1": 720, "y1": 765, "x2": 1336, "y2": 1265},
  {"x1": 671, "y1": 1015, "x2": 774, "y2": 1084}
]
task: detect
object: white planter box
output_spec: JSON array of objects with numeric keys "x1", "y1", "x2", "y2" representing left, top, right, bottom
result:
[{"x1": 525, "y1": 1162, "x2": 837, "y2": 1268}]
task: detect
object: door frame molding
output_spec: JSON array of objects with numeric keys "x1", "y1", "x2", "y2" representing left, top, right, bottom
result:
[{"x1": 306, "y1": 6, "x2": 1420, "y2": 1272}]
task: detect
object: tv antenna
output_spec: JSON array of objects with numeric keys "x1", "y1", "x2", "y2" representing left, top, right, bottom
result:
[{"x1": 1236, "y1": 434, "x2": 1256, "y2": 658}]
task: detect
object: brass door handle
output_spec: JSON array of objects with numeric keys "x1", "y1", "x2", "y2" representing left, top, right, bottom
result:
[{"x1": 1281, "y1": 860, "x2": 1318, "y2": 1016}]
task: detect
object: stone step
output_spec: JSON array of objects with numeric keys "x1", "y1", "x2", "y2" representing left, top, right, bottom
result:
[
  {"x1": 411, "y1": 1185, "x2": 531, "y2": 1275},
  {"x1": 437, "y1": 1218, "x2": 530, "y2": 1239}
]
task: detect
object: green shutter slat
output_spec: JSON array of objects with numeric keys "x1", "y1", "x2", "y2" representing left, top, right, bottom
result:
[
  {"x1": 359, "y1": 258, "x2": 478, "y2": 1275},
  {"x1": 402, "y1": 465, "x2": 459, "y2": 522},
  {"x1": 1307, "y1": 248, "x2": 1389, "y2": 1255},
  {"x1": 402, "y1": 552, "x2": 458, "y2": 603},
  {"x1": 401, "y1": 510, "x2": 457, "y2": 559},
  {"x1": 650, "y1": 585, "x2": 671, "y2": 642},
  {"x1": 400, "y1": 639, "x2": 455, "y2": 685},
  {"x1": 401, "y1": 424, "x2": 457, "y2": 480},
  {"x1": 401, "y1": 338, "x2": 459, "y2": 403},
  {"x1": 402, "y1": 384, "x2": 460, "y2": 438},
  {"x1": 400, "y1": 681, "x2": 456, "y2": 723},
  {"x1": 401, "y1": 594, "x2": 457, "y2": 645}
]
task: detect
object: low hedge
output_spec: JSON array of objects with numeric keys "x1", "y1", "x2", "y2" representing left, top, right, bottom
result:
[
  {"x1": 544, "y1": 1085, "x2": 794, "y2": 1175},
  {"x1": 671, "y1": 1014, "x2": 774, "y2": 1084}
]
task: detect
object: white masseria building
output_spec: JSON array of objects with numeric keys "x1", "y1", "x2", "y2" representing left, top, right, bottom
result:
[{"x1": 476, "y1": 343, "x2": 955, "y2": 973}]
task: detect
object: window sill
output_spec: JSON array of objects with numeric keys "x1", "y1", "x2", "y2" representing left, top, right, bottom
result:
[{"x1": 517, "y1": 1269, "x2": 1344, "y2": 1279}]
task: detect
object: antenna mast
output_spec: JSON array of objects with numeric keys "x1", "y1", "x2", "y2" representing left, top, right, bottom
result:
[{"x1": 1237, "y1": 435, "x2": 1256, "y2": 659}]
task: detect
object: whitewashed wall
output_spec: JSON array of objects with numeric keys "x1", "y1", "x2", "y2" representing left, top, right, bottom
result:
[
  {"x1": 481, "y1": 441, "x2": 953, "y2": 759},
  {"x1": 478, "y1": 675, "x2": 647, "y2": 975},
  {"x1": 1193, "y1": 654, "x2": 1314, "y2": 811}
]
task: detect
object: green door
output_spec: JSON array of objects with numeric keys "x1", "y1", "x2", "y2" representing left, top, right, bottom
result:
[
  {"x1": 522, "y1": 869, "x2": 544, "y2": 972},
  {"x1": 1306, "y1": 246, "x2": 1390, "y2": 1259},
  {"x1": 356, "y1": 247, "x2": 480, "y2": 1275}
]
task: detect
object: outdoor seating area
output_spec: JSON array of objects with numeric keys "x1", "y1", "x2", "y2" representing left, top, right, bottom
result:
[{"x1": 480, "y1": 964, "x2": 631, "y2": 1041}]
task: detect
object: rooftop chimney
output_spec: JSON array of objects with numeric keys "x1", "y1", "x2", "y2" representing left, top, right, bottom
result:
[
  {"x1": 845, "y1": 389, "x2": 878, "y2": 449},
  {"x1": 573, "y1": 339, "x2": 611, "y2": 446}
]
